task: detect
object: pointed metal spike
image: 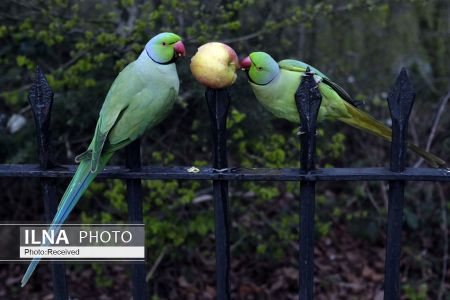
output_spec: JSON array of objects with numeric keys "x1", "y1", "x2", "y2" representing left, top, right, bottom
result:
[
  {"x1": 28, "y1": 67, "x2": 54, "y2": 169},
  {"x1": 387, "y1": 67, "x2": 415, "y2": 172},
  {"x1": 387, "y1": 68, "x2": 415, "y2": 123}
]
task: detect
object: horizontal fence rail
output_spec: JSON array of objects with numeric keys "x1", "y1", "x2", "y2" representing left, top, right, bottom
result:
[
  {"x1": 1, "y1": 164, "x2": 449, "y2": 181},
  {"x1": 2, "y1": 66, "x2": 449, "y2": 300}
]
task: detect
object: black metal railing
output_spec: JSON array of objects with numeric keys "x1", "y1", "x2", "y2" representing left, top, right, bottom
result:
[{"x1": 1, "y1": 67, "x2": 449, "y2": 300}]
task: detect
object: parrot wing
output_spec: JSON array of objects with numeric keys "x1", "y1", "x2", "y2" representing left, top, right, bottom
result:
[
  {"x1": 279, "y1": 59, "x2": 363, "y2": 108},
  {"x1": 75, "y1": 61, "x2": 146, "y2": 172},
  {"x1": 321, "y1": 77, "x2": 363, "y2": 108},
  {"x1": 56, "y1": 87, "x2": 175, "y2": 214},
  {"x1": 104, "y1": 87, "x2": 177, "y2": 150},
  {"x1": 75, "y1": 87, "x2": 176, "y2": 164},
  {"x1": 279, "y1": 59, "x2": 328, "y2": 78}
]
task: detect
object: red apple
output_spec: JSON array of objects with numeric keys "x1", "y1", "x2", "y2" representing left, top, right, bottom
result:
[{"x1": 190, "y1": 42, "x2": 239, "y2": 89}]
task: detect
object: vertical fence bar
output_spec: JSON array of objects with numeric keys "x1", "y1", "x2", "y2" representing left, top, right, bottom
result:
[
  {"x1": 28, "y1": 67, "x2": 68, "y2": 299},
  {"x1": 295, "y1": 71, "x2": 322, "y2": 300},
  {"x1": 384, "y1": 68, "x2": 415, "y2": 300},
  {"x1": 205, "y1": 88, "x2": 231, "y2": 300},
  {"x1": 125, "y1": 139, "x2": 148, "y2": 300}
]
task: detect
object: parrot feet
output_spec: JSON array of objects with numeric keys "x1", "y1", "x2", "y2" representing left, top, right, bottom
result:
[
  {"x1": 296, "y1": 129, "x2": 318, "y2": 136},
  {"x1": 311, "y1": 86, "x2": 320, "y2": 93},
  {"x1": 74, "y1": 150, "x2": 92, "y2": 163},
  {"x1": 212, "y1": 167, "x2": 238, "y2": 173}
]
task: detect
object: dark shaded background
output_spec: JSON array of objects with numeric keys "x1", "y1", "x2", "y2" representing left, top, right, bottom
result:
[{"x1": 0, "y1": 0, "x2": 449, "y2": 299}]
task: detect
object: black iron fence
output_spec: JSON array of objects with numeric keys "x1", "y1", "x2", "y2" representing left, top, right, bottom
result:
[{"x1": 1, "y1": 67, "x2": 449, "y2": 300}]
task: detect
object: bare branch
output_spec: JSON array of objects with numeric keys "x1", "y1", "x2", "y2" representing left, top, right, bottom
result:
[
  {"x1": 146, "y1": 245, "x2": 168, "y2": 282},
  {"x1": 414, "y1": 90, "x2": 450, "y2": 167}
]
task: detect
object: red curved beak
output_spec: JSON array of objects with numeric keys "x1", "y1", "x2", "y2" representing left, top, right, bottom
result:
[
  {"x1": 174, "y1": 41, "x2": 186, "y2": 57},
  {"x1": 240, "y1": 56, "x2": 251, "y2": 69}
]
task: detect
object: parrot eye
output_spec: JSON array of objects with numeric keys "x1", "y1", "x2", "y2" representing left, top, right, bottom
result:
[
  {"x1": 257, "y1": 66, "x2": 263, "y2": 71},
  {"x1": 162, "y1": 42, "x2": 167, "y2": 46}
]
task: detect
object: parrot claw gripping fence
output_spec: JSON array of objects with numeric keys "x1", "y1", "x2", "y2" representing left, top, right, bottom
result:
[{"x1": 0, "y1": 67, "x2": 449, "y2": 300}]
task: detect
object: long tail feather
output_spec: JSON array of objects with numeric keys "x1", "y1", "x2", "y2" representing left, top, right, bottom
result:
[
  {"x1": 408, "y1": 144, "x2": 446, "y2": 168},
  {"x1": 339, "y1": 102, "x2": 446, "y2": 168},
  {"x1": 21, "y1": 153, "x2": 113, "y2": 287}
]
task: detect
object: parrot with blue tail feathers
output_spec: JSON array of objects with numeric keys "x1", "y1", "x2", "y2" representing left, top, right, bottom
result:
[
  {"x1": 21, "y1": 32, "x2": 186, "y2": 287},
  {"x1": 240, "y1": 52, "x2": 446, "y2": 168}
]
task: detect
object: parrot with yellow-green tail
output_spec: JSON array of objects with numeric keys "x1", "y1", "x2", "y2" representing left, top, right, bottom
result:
[
  {"x1": 240, "y1": 52, "x2": 446, "y2": 168},
  {"x1": 21, "y1": 32, "x2": 186, "y2": 287}
]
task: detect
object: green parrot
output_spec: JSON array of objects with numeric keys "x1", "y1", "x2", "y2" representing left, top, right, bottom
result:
[
  {"x1": 21, "y1": 32, "x2": 186, "y2": 287},
  {"x1": 240, "y1": 52, "x2": 446, "y2": 168}
]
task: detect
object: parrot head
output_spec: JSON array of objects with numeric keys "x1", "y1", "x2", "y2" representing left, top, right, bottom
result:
[
  {"x1": 240, "y1": 52, "x2": 279, "y2": 85},
  {"x1": 145, "y1": 32, "x2": 186, "y2": 64}
]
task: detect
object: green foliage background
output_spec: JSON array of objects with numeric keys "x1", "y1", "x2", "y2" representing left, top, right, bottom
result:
[{"x1": 0, "y1": 0, "x2": 449, "y2": 299}]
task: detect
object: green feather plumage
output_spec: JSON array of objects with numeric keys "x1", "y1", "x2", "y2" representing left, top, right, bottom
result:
[
  {"x1": 21, "y1": 41, "x2": 180, "y2": 287},
  {"x1": 248, "y1": 55, "x2": 446, "y2": 168}
]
